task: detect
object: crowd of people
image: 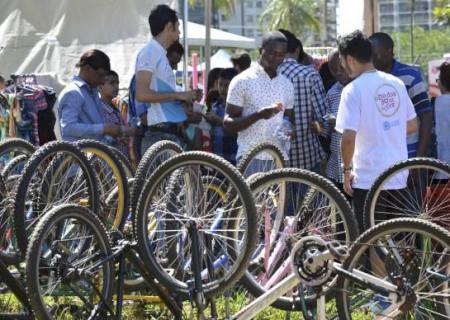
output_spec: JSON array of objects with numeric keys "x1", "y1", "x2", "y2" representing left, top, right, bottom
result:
[{"x1": 4, "y1": 4, "x2": 450, "y2": 232}]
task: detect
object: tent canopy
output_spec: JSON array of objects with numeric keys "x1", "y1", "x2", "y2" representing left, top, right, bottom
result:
[
  {"x1": 180, "y1": 21, "x2": 254, "y2": 49},
  {"x1": 0, "y1": 0, "x2": 255, "y2": 87},
  {"x1": 198, "y1": 49, "x2": 233, "y2": 70}
]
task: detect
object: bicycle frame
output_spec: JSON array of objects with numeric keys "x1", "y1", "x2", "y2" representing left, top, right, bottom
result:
[{"x1": 232, "y1": 259, "x2": 404, "y2": 320}]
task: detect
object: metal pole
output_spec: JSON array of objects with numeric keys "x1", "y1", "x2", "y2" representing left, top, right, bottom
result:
[
  {"x1": 410, "y1": 0, "x2": 415, "y2": 63},
  {"x1": 204, "y1": 0, "x2": 212, "y2": 93},
  {"x1": 183, "y1": 0, "x2": 189, "y2": 89}
]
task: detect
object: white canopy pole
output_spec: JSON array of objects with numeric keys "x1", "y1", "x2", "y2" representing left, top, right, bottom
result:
[
  {"x1": 204, "y1": 0, "x2": 211, "y2": 93},
  {"x1": 183, "y1": 0, "x2": 189, "y2": 89}
]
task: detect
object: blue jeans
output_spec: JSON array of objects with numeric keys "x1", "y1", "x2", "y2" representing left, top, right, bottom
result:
[{"x1": 140, "y1": 130, "x2": 186, "y2": 156}]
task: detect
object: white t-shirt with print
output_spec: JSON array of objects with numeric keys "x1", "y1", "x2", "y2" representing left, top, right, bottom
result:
[
  {"x1": 135, "y1": 39, "x2": 186, "y2": 125},
  {"x1": 227, "y1": 63, "x2": 294, "y2": 159},
  {"x1": 336, "y1": 70, "x2": 416, "y2": 190}
]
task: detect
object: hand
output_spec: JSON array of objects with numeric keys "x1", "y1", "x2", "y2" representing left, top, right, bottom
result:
[
  {"x1": 122, "y1": 127, "x2": 138, "y2": 137},
  {"x1": 343, "y1": 171, "x2": 354, "y2": 196},
  {"x1": 257, "y1": 104, "x2": 281, "y2": 120},
  {"x1": 205, "y1": 112, "x2": 222, "y2": 125},
  {"x1": 310, "y1": 120, "x2": 322, "y2": 135},
  {"x1": 178, "y1": 89, "x2": 203, "y2": 103},
  {"x1": 103, "y1": 124, "x2": 121, "y2": 137}
]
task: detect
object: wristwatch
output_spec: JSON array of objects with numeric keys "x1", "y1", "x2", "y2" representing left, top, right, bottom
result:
[{"x1": 342, "y1": 165, "x2": 353, "y2": 173}]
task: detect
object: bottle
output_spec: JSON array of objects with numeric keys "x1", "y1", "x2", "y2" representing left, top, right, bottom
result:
[{"x1": 274, "y1": 116, "x2": 293, "y2": 159}]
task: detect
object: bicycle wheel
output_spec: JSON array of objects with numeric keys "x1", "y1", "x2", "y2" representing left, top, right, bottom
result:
[
  {"x1": 237, "y1": 141, "x2": 285, "y2": 179},
  {"x1": 2, "y1": 154, "x2": 28, "y2": 180},
  {"x1": 0, "y1": 174, "x2": 16, "y2": 264},
  {"x1": 336, "y1": 218, "x2": 450, "y2": 319},
  {"x1": 131, "y1": 140, "x2": 182, "y2": 214},
  {"x1": 240, "y1": 169, "x2": 358, "y2": 310},
  {"x1": 135, "y1": 152, "x2": 257, "y2": 298},
  {"x1": 0, "y1": 138, "x2": 35, "y2": 178},
  {"x1": 109, "y1": 145, "x2": 135, "y2": 179},
  {"x1": 77, "y1": 140, "x2": 129, "y2": 231},
  {"x1": 364, "y1": 158, "x2": 450, "y2": 230},
  {"x1": 13, "y1": 141, "x2": 99, "y2": 258},
  {"x1": 26, "y1": 204, "x2": 114, "y2": 320}
]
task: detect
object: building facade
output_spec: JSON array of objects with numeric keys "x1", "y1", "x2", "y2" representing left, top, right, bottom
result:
[{"x1": 378, "y1": 0, "x2": 434, "y2": 33}]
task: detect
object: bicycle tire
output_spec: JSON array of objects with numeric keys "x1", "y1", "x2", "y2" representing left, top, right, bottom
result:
[
  {"x1": 131, "y1": 140, "x2": 182, "y2": 214},
  {"x1": 2, "y1": 154, "x2": 28, "y2": 182},
  {"x1": 336, "y1": 218, "x2": 450, "y2": 319},
  {"x1": 25, "y1": 204, "x2": 114, "y2": 320},
  {"x1": 241, "y1": 168, "x2": 358, "y2": 310},
  {"x1": 77, "y1": 140, "x2": 129, "y2": 231},
  {"x1": 109, "y1": 145, "x2": 135, "y2": 178},
  {"x1": 13, "y1": 141, "x2": 99, "y2": 258},
  {"x1": 236, "y1": 141, "x2": 285, "y2": 179},
  {"x1": 0, "y1": 138, "x2": 35, "y2": 157},
  {"x1": 363, "y1": 157, "x2": 450, "y2": 230},
  {"x1": 135, "y1": 151, "x2": 257, "y2": 298},
  {"x1": 0, "y1": 174, "x2": 15, "y2": 264}
]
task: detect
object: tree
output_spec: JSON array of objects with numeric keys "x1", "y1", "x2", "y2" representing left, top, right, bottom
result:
[
  {"x1": 392, "y1": 27, "x2": 450, "y2": 77},
  {"x1": 433, "y1": 0, "x2": 450, "y2": 26},
  {"x1": 258, "y1": 0, "x2": 320, "y2": 39}
]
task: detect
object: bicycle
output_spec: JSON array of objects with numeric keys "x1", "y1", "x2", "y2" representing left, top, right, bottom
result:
[{"x1": 234, "y1": 218, "x2": 450, "y2": 319}]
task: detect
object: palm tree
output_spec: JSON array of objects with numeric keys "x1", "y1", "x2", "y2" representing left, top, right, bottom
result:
[{"x1": 259, "y1": 0, "x2": 320, "y2": 39}]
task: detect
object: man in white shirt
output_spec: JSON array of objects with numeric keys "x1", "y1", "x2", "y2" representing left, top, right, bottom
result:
[
  {"x1": 336, "y1": 30, "x2": 418, "y2": 231},
  {"x1": 224, "y1": 31, "x2": 294, "y2": 166},
  {"x1": 135, "y1": 4, "x2": 202, "y2": 154}
]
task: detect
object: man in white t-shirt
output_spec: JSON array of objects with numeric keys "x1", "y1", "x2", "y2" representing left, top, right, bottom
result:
[
  {"x1": 335, "y1": 30, "x2": 418, "y2": 231},
  {"x1": 135, "y1": 5, "x2": 202, "y2": 154},
  {"x1": 224, "y1": 31, "x2": 294, "y2": 167}
]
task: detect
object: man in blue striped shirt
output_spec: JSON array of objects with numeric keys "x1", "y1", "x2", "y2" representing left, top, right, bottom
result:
[{"x1": 369, "y1": 32, "x2": 432, "y2": 157}]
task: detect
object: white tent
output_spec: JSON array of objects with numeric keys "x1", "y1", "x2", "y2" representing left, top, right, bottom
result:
[
  {"x1": 179, "y1": 21, "x2": 254, "y2": 49},
  {"x1": 198, "y1": 49, "x2": 233, "y2": 71},
  {"x1": 0, "y1": 0, "x2": 255, "y2": 88}
]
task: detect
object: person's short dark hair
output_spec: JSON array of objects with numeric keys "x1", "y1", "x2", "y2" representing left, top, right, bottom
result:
[
  {"x1": 219, "y1": 68, "x2": 238, "y2": 81},
  {"x1": 439, "y1": 61, "x2": 450, "y2": 91},
  {"x1": 231, "y1": 52, "x2": 251, "y2": 71},
  {"x1": 105, "y1": 70, "x2": 119, "y2": 80},
  {"x1": 148, "y1": 5, "x2": 178, "y2": 37},
  {"x1": 278, "y1": 29, "x2": 301, "y2": 54},
  {"x1": 76, "y1": 49, "x2": 111, "y2": 71},
  {"x1": 261, "y1": 31, "x2": 288, "y2": 49},
  {"x1": 338, "y1": 30, "x2": 372, "y2": 63},
  {"x1": 0, "y1": 75, "x2": 4, "y2": 83},
  {"x1": 167, "y1": 41, "x2": 184, "y2": 57},
  {"x1": 319, "y1": 62, "x2": 336, "y2": 92},
  {"x1": 207, "y1": 68, "x2": 224, "y2": 92},
  {"x1": 368, "y1": 32, "x2": 394, "y2": 50}
]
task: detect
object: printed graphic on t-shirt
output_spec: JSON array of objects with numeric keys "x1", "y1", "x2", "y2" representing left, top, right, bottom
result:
[{"x1": 374, "y1": 84, "x2": 400, "y2": 117}]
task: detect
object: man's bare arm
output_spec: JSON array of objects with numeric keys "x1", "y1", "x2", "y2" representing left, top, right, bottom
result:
[
  {"x1": 135, "y1": 70, "x2": 199, "y2": 103},
  {"x1": 223, "y1": 103, "x2": 281, "y2": 133}
]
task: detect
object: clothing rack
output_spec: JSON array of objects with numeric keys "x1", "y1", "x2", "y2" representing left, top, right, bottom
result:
[{"x1": 11, "y1": 73, "x2": 37, "y2": 86}]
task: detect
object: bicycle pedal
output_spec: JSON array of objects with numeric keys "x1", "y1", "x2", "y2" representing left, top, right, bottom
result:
[{"x1": 327, "y1": 240, "x2": 348, "y2": 260}]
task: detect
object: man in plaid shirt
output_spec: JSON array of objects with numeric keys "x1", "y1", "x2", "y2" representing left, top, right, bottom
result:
[{"x1": 278, "y1": 30, "x2": 328, "y2": 172}]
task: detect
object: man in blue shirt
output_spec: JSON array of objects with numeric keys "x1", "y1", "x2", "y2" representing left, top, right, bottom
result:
[
  {"x1": 135, "y1": 5, "x2": 202, "y2": 154},
  {"x1": 369, "y1": 32, "x2": 432, "y2": 157},
  {"x1": 58, "y1": 49, "x2": 121, "y2": 142}
]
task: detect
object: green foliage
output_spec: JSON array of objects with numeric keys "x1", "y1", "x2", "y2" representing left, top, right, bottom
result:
[
  {"x1": 433, "y1": 0, "x2": 450, "y2": 26},
  {"x1": 189, "y1": 0, "x2": 236, "y2": 18},
  {"x1": 258, "y1": 0, "x2": 320, "y2": 38},
  {"x1": 391, "y1": 26, "x2": 450, "y2": 75}
]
